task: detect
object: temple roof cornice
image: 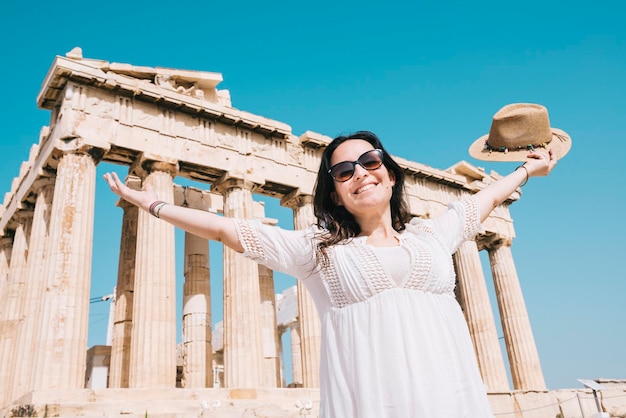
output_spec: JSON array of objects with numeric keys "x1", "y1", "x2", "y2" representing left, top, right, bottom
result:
[{"x1": 38, "y1": 53, "x2": 292, "y2": 139}]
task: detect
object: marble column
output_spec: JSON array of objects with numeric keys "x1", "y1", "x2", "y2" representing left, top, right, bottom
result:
[
  {"x1": 212, "y1": 352, "x2": 224, "y2": 388},
  {"x1": 0, "y1": 210, "x2": 33, "y2": 406},
  {"x1": 32, "y1": 151, "x2": 98, "y2": 390},
  {"x1": 182, "y1": 231, "x2": 212, "y2": 388},
  {"x1": 213, "y1": 176, "x2": 263, "y2": 388},
  {"x1": 282, "y1": 193, "x2": 320, "y2": 387},
  {"x1": 488, "y1": 238, "x2": 546, "y2": 390},
  {"x1": 0, "y1": 237, "x2": 13, "y2": 408},
  {"x1": 453, "y1": 240, "x2": 509, "y2": 392},
  {"x1": 290, "y1": 323, "x2": 303, "y2": 386},
  {"x1": 0, "y1": 237, "x2": 12, "y2": 309},
  {"x1": 129, "y1": 163, "x2": 177, "y2": 388},
  {"x1": 259, "y1": 263, "x2": 280, "y2": 387},
  {"x1": 109, "y1": 198, "x2": 138, "y2": 388},
  {"x1": 277, "y1": 326, "x2": 286, "y2": 387},
  {"x1": 0, "y1": 235, "x2": 13, "y2": 408},
  {"x1": 11, "y1": 179, "x2": 55, "y2": 400}
]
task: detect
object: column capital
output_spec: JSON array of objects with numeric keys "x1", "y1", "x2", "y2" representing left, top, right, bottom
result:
[
  {"x1": 130, "y1": 154, "x2": 179, "y2": 179},
  {"x1": 0, "y1": 236, "x2": 13, "y2": 248},
  {"x1": 212, "y1": 173, "x2": 260, "y2": 195},
  {"x1": 477, "y1": 232, "x2": 512, "y2": 251},
  {"x1": 31, "y1": 176, "x2": 56, "y2": 191},
  {"x1": 117, "y1": 197, "x2": 140, "y2": 212},
  {"x1": 6, "y1": 209, "x2": 35, "y2": 232},
  {"x1": 281, "y1": 190, "x2": 313, "y2": 209},
  {"x1": 13, "y1": 209, "x2": 34, "y2": 222},
  {"x1": 55, "y1": 141, "x2": 107, "y2": 165}
]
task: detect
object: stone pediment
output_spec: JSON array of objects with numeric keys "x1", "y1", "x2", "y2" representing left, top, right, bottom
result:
[
  {"x1": 37, "y1": 48, "x2": 289, "y2": 139},
  {"x1": 47, "y1": 46, "x2": 230, "y2": 107},
  {"x1": 108, "y1": 63, "x2": 223, "y2": 90}
]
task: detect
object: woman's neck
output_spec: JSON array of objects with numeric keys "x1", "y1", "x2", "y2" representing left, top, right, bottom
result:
[{"x1": 357, "y1": 217, "x2": 399, "y2": 246}]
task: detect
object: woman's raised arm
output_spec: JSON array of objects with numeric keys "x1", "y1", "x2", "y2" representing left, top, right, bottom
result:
[
  {"x1": 474, "y1": 149, "x2": 557, "y2": 223},
  {"x1": 103, "y1": 172, "x2": 244, "y2": 253}
]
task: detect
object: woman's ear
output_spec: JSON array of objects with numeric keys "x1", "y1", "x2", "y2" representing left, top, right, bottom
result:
[
  {"x1": 331, "y1": 191, "x2": 343, "y2": 206},
  {"x1": 389, "y1": 171, "x2": 396, "y2": 187}
]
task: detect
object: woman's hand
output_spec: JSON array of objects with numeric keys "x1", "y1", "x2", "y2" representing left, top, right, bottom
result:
[
  {"x1": 523, "y1": 148, "x2": 558, "y2": 178},
  {"x1": 103, "y1": 172, "x2": 158, "y2": 211}
]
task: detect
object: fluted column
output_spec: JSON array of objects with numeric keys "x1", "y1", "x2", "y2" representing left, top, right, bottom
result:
[
  {"x1": 290, "y1": 323, "x2": 303, "y2": 386},
  {"x1": 0, "y1": 211, "x2": 33, "y2": 406},
  {"x1": 129, "y1": 162, "x2": 177, "y2": 388},
  {"x1": 212, "y1": 351, "x2": 224, "y2": 388},
  {"x1": 0, "y1": 239, "x2": 12, "y2": 341},
  {"x1": 109, "y1": 197, "x2": 139, "y2": 388},
  {"x1": 0, "y1": 236, "x2": 13, "y2": 408},
  {"x1": 0, "y1": 237, "x2": 11, "y2": 306},
  {"x1": 11, "y1": 179, "x2": 55, "y2": 400},
  {"x1": 259, "y1": 263, "x2": 280, "y2": 387},
  {"x1": 488, "y1": 238, "x2": 546, "y2": 390},
  {"x1": 277, "y1": 326, "x2": 286, "y2": 387},
  {"x1": 32, "y1": 151, "x2": 97, "y2": 390},
  {"x1": 282, "y1": 192, "x2": 320, "y2": 387},
  {"x1": 0, "y1": 236, "x2": 12, "y2": 404},
  {"x1": 182, "y1": 231, "x2": 212, "y2": 388},
  {"x1": 453, "y1": 240, "x2": 509, "y2": 392},
  {"x1": 213, "y1": 176, "x2": 263, "y2": 388}
]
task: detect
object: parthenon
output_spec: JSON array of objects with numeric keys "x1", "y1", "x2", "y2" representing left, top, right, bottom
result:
[{"x1": 1, "y1": 48, "x2": 623, "y2": 418}]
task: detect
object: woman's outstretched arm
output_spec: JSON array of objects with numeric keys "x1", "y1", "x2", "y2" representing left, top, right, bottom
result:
[
  {"x1": 474, "y1": 148, "x2": 558, "y2": 223},
  {"x1": 103, "y1": 172, "x2": 244, "y2": 253}
]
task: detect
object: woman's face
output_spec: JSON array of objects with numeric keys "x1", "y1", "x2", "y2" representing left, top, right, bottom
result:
[{"x1": 329, "y1": 139, "x2": 395, "y2": 217}]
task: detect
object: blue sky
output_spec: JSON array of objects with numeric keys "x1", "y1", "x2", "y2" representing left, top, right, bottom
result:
[{"x1": 1, "y1": 0, "x2": 624, "y2": 390}]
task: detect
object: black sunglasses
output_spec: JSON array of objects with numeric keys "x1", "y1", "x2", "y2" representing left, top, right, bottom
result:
[{"x1": 328, "y1": 149, "x2": 384, "y2": 182}]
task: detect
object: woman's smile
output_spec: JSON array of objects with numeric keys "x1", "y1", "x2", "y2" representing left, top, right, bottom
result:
[{"x1": 354, "y1": 182, "x2": 378, "y2": 194}]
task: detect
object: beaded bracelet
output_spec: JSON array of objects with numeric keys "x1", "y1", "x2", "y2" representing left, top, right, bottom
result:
[
  {"x1": 148, "y1": 200, "x2": 167, "y2": 218},
  {"x1": 515, "y1": 164, "x2": 529, "y2": 187}
]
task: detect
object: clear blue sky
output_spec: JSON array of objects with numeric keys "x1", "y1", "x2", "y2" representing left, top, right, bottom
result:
[{"x1": 1, "y1": 0, "x2": 624, "y2": 390}]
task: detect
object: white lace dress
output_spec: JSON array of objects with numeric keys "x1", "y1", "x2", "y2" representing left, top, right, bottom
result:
[{"x1": 233, "y1": 196, "x2": 494, "y2": 418}]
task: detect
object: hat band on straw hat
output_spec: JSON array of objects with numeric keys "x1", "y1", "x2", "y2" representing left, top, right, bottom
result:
[{"x1": 483, "y1": 132, "x2": 569, "y2": 155}]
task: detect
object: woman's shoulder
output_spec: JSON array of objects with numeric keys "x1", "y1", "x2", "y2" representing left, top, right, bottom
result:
[
  {"x1": 405, "y1": 216, "x2": 445, "y2": 239},
  {"x1": 407, "y1": 216, "x2": 429, "y2": 228},
  {"x1": 406, "y1": 196, "x2": 477, "y2": 225}
]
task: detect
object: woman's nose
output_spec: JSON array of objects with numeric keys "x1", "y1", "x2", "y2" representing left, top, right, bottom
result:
[{"x1": 352, "y1": 163, "x2": 369, "y2": 180}]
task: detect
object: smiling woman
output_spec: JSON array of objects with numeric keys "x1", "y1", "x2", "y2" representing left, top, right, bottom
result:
[
  {"x1": 323, "y1": 139, "x2": 401, "y2": 248},
  {"x1": 104, "y1": 129, "x2": 557, "y2": 418},
  {"x1": 314, "y1": 132, "x2": 410, "y2": 254}
]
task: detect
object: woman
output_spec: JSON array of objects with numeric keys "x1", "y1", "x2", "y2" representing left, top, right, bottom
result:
[{"x1": 104, "y1": 130, "x2": 557, "y2": 417}]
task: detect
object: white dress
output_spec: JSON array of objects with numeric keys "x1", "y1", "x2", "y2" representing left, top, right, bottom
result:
[{"x1": 233, "y1": 196, "x2": 495, "y2": 418}]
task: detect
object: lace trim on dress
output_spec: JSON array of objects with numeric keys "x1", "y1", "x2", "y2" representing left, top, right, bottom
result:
[
  {"x1": 460, "y1": 195, "x2": 481, "y2": 240},
  {"x1": 402, "y1": 236, "x2": 434, "y2": 291},
  {"x1": 405, "y1": 224, "x2": 457, "y2": 296},
  {"x1": 410, "y1": 222, "x2": 444, "y2": 247},
  {"x1": 232, "y1": 218, "x2": 265, "y2": 263},
  {"x1": 352, "y1": 243, "x2": 392, "y2": 294},
  {"x1": 320, "y1": 247, "x2": 350, "y2": 308}
]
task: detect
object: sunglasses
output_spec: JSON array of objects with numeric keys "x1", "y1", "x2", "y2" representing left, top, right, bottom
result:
[{"x1": 328, "y1": 149, "x2": 384, "y2": 182}]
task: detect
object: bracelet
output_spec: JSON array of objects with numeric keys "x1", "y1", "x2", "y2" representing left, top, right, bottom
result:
[
  {"x1": 154, "y1": 202, "x2": 167, "y2": 218},
  {"x1": 148, "y1": 200, "x2": 167, "y2": 218},
  {"x1": 515, "y1": 164, "x2": 529, "y2": 187}
]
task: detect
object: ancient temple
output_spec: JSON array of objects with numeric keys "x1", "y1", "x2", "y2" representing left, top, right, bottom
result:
[{"x1": 0, "y1": 48, "x2": 622, "y2": 418}]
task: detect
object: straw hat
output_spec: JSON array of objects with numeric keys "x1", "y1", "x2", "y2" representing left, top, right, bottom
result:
[{"x1": 469, "y1": 103, "x2": 572, "y2": 162}]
